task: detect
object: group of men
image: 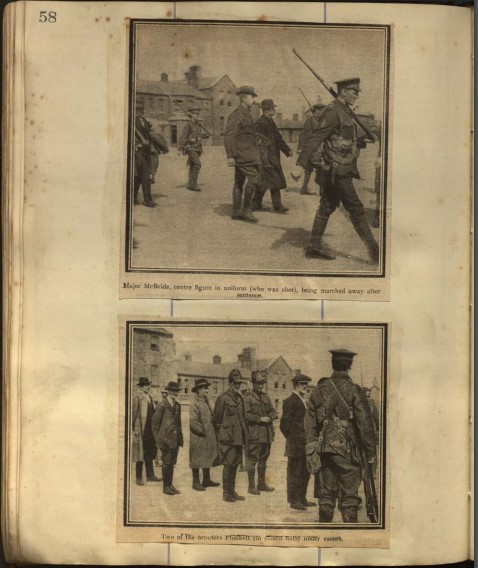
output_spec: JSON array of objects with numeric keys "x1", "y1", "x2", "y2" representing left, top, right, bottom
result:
[
  {"x1": 133, "y1": 76, "x2": 380, "y2": 263},
  {"x1": 132, "y1": 348, "x2": 379, "y2": 523}
]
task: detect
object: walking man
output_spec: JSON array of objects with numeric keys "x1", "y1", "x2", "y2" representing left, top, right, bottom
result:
[
  {"x1": 179, "y1": 107, "x2": 206, "y2": 192},
  {"x1": 243, "y1": 370, "x2": 277, "y2": 495},
  {"x1": 189, "y1": 378, "x2": 220, "y2": 491},
  {"x1": 213, "y1": 369, "x2": 249, "y2": 502},
  {"x1": 132, "y1": 377, "x2": 161, "y2": 485},
  {"x1": 152, "y1": 381, "x2": 184, "y2": 496},
  {"x1": 297, "y1": 78, "x2": 379, "y2": 262},
  {"x1": 253, "y1": 99, "x2": 293, "y2": 213},
  {"x1": 134, "y1": 101, "x2": 169, "y2": 207},
  {"x1": 304, "y1": 349, "x2": 377, "y2": 522},
  {"x1": 224, "y1": 86, "x2": 262, "y2": 223},
  {"x1": 297, "y1": 104, "x2": 323, "y2": 195},
  {"x1": 280, "y1": 374, "x2": 316, "y2": 510}
]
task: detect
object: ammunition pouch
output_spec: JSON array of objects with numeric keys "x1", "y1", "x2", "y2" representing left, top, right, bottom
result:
[{"x1": 305, "y1": 441, "x2": 322, "y2": 474}]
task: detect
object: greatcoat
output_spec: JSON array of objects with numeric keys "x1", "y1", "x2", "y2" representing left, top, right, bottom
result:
[{"x1": 189, "y1": 393, "x2": 219, "y2": 468}]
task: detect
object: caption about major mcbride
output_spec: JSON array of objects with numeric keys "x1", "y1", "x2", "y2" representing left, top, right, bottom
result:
[{"x1": 123, "y1": 282, "x2": 382, "y2": 298}]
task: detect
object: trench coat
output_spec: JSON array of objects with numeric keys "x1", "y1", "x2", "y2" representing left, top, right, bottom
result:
[
  {"x1": 189, "y1": 394, "x2": 219, "y2": 468},
  {"x1": 132, "y1": 391, "x2": 156, "y2": 462},
  {"x1": 254, "y1": 114, "x2": 292, "y2": 190}
]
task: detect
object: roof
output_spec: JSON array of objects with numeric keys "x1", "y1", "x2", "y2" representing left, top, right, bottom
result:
[
  {"x1": 137, "y1": 79, "x2": 211, "y2": 100},
  {"x1": 133, "y1": 327, "x2": 173, "y2": 338},
  {"x1": 173, "y1": 360, "x2": 253, "y2": 380}
]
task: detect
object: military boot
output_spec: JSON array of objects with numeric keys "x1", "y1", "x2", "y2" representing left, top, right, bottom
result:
[
  {"x1": 222, "y1": 465, "x2": 236, "y2": 502},
  {"x1": 247, "y1": 469, "x2": 260, "y2": 495},
  {"x1": 257, "y1": 467, "x2": 274, "y2": 492},
  {"x1": 187, "y1": 168, "x2": 201, "y2": 192},
  {"x1": 341, "y1": 507, "x2": 359, "y2": 523},
  {"x1": 300, "y1": 170, "x2": 315, "y2": 195},
  {"x1": 242, "y1": 185, "x2": 258, "y2": 223},
  {"x1": 271, "y1": 189, "x2": 289, "y2": 214},
  {"x1": 305, "y1": 213, "x2": 335, "y2": 260},
  {"x1": 231, "y1": 185, "x2": 245, "y2": 220},
  {"x1": 350, "y1": 215, "x2": 379, "y2": 263},
  {"x1": 319, "y1": 506, "x2": 335, "y2": 522}
]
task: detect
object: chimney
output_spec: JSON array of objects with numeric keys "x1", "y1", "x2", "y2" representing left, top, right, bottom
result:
[
  {"x1": 187, "y1": 65, "x2": 201, "y2": 89},
  {"x1": 294, "y1": 369, "x2": 301, "y2": 377},
  {"x1": 241, "y1": 347, "x2": 257, "y2": 369},
  {"x1": 161, "y1": 72, "x2": 168, "y2": 82},
  {"x1": 213, "y1": 355, "x2": 222, "y2": 365},
  {"x1": 185, "y1": 351, "x2": 192, "y2": 362},
  {"x1": 184, "y1": 71, "x2": 190, "y2": 83}
]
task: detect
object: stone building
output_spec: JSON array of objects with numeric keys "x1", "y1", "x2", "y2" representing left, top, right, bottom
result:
[
  {"x1": 131, "y1": 327, "x2": 176, "y2": 402},
  {"x1": 136, "y1": 65, "x2": 239, "y2": 146}
]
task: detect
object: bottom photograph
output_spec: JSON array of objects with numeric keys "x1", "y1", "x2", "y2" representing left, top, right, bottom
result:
[{"x1": 118, "y1": 320, "x2": 389, "y2": 548}]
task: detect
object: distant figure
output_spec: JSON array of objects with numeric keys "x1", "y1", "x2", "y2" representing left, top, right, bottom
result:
[
  {"x1": 152, "y1": 381, "x2": 183, "y2": 496},
  {"x1": 132, "y1": 377, "x2": 161, "y2": 485},
  {"x1": 253, "y1": 99, "x2": 293, "y2": 213},
  {"x1": 280, "y1": 374, "x2": 316, "y2": 510},
  {"x1": 363, "y1": 387, "x2": 380, "y2": 436},
  {"x1": 224, "y1": 86, "x2": 262, "y2": 223},
  {"x1": 297, "y1": 104, "x2": 323, "y2": 195},
  {"x1": 179, "y1": 106, "x2": 207, "y2": 192},
  {"x1": 134, "y1": 101, "x2": 169, "y2": 207},
  {"x1": 189, "y1": 379, "x2": 220, "y2": 491}
]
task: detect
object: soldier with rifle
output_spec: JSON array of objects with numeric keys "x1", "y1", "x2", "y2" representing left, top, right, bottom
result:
[
  {"x1": 178, "y1": 106, "x2": 209, "y2": 192},
  {"x1": 304, "y1": 348, "x2": 377, "y2": 523},
  {"x1": 297, "y1": 89, "x2": 323, "y2": 196},
  {"x1": 292, "y1": 50, "x2": 380, "y2": 263}
]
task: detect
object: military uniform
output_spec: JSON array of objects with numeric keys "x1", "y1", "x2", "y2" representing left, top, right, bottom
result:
[
  {"x1": 297, "y1": 79, "x2": 379, "y2": 262},
  {"x1": 243, "y1": 377, "x2": 278, "y2": 494},
  {"x1": 212, "y1": 372, "x2": 249, "y2": 501},
  {"x1": 297, "y1": 107, "x2": 322, "y2": 194},
  {"x1": 223, "y1": 86, "x2": 262, "y2": 222},
  {"x1": 179, "y1": 112, "x2": 204, "y2": 191},
  {"x1": 134, "y1": 114, "x2": 169, "y2": 207},
  {"x1": 304, "y1": 350, "x2": 376, "y2": 522}
]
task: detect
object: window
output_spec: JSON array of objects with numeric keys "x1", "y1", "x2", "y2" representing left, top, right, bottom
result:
[
  {"x1": 150, "y1": 335, "x2": 159, "y2": 350},
  {"x1": 184, "y1": 379, "x2": 189, "y2": 394},
  {"x1": 227, "y1": 101, "x2": 232, "y2": 107},
  {"x1": 151, "y1": 365, "x2": 159, "y2": 381},
  {"x1": 213, "y1": 381, "x2": 218, "y2": 394},
  {"x1": 220, "y1": 116, "x2": 225, "y2": 136},
  {"x1": 282, "y1": 383, "x2": 286, "y2": 389},
  {"x1": 219, "y1": 99, "x2": 224, "y2": 106},
  {"x1": 274, "y1": 382, "x2": 279, "y2": 389},
  {"x1": 275, "y1": 399, "x2": 279, "y2": 410}
]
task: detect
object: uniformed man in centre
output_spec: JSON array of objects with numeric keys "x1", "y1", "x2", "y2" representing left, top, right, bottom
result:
[
  {"x1": 304, "y1": 349, "x2": 377, "y2": 523},
  {"x1": 297, "y1": 78, "x2": 379, "y2": 263},
  {"x1": 178, "y1": 106, "x2": 207, "y2": 192},
  {"x1": 243, "y1": 370, "x2": 278, "y2": 495},
  {"x1": 223, "y1": 86, "x2": 263, "y2": 223}
]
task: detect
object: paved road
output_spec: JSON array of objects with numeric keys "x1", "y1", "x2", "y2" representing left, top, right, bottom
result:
[
  {"x1": 131, "y1": 144, "x2": 380, "y2": 273},
  {"x1": 129, "y1": 413, "x2": 379, "y2": 526}
]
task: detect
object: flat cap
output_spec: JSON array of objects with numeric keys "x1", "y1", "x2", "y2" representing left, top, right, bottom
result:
[{"x1": 292, "y1": 374, "x2": 312, "y2": 384}]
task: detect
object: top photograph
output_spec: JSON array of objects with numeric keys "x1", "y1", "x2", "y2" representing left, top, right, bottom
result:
[{"x1": 121, "y1": 20, "x2": 391, "y2": 299}]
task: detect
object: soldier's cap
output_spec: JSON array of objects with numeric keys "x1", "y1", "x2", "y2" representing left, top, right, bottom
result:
[
  {"x1": 137, "y1": 377, "x2": 151, "y2": 387},
  {"x1": 251, "y1": 370, "x2": 267, "y2": 383},
  {"x1": 329, "y1": 348, "x2": 357, "y2": 362},
  {"x1": 228, "y1": 368, "x2": 245, "y2": 383},
  {"x1": 335, "y1": 78, "x2": 361, "y2": 93},
  {"x1": 188, "y1": 106, "x2": 201, "y2": 112},
  {"x1": 192, "y1": 378, "x2": 211, "y2": 393},
  {"x1": 260, "y1": 98, "x2": 277, "y2": 110},
  {"x1": 236, "y1": 85, "x2": 258, "y2": 97},
  {"x1": 292, "y1": 374, "x2": 312, "y2": 384},
  {"x1": 165, "y1": 381, "x2": 182, "y2": 392}
]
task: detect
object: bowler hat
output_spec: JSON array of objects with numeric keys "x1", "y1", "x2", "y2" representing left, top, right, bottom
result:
[
  {"x1": 236, "y1": 85, "x2": 257, "y2": 97},
  {"x1": 260, "y1": 98, "x2": 277, "y2": 110},
  {"x1": 137, "y1": 377, "x2": 151, "y2": 387},
  {"x1": 329, "y1": 348, "x2": 357, "y2": 363},
  {"x1": 335, "y1": 78, "x2": 361, "y2": 93},
  {"x1": 292, "y1": 374, "x2": 312, "y2": 384},
  {"x1": 192, "y1": 378, "x2": 211, "y2": 393},
  {"x1": 165, "y1": 381, "x2": 181, "y2": 392},
  {"x1": 228, "y1": 369, "x2": 245, "y2": 383}
]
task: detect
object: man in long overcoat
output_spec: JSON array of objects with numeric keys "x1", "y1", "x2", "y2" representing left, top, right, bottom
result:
[
  {"x1": 279, "y1": 374, "x2": 316, "y2": 510},
  {"x1": 243, "y1": 370, "x2": 277, "y2": 494},
  {"x1": 304, "y1": 349, "x2": 377, "y2": 522},
  {"x1": 253, "y1": 99, "x2": 293, "y2": 213},
  {"x1": 178, "y1": 107, "x2": 207, "y2": 192},
  {"x1": 297, "y1": 78, "x2": 379, "y2": 262},
  {"x1": 189, "y1": 378, "x2": 220, "y2": 491},
  {"x1": 152, "y1": 381, "x2": 183, "y2": 496},
  {"x1": 223, "y1": 86, "x2": 262, "y2": 223},
  {"x1": 132, "y1": 377, "x2": 161, "y2": 485},
  {"x1": 297, "y1": 104, "x2": 323, "y2": 195},
  {"x1": 212, "y1": 369, "x2": 249, "y2": 502}
]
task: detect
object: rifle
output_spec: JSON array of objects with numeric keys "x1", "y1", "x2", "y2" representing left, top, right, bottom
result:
[
  {"x1": 361, "y1": 447, "x2": 379, "y2": 523},
  {"x1": 292, "y1": 48, "x2": 377, "y2": 142},
  {"x1": 298, "y1": 87, "x2": 313, "y2": 111},
  {"x1": 167, "y1": 94, "x2": 212, "y2": 137}
]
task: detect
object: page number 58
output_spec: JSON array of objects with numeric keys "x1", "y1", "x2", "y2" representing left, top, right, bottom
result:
[{"x1": 39, "y1": 11, "x2": 57, "y2": 23}]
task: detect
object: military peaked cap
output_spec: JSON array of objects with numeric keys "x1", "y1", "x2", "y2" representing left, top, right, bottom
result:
[
  {"x1": 335, "y1": 78, "x2": 361, "y2": 93},
  {"x1": 228, "y1": 368, "x2": 245, "y2": 383},
  {"x1": 329, "y1": 348, "x2": 357, "y2": 362}
]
